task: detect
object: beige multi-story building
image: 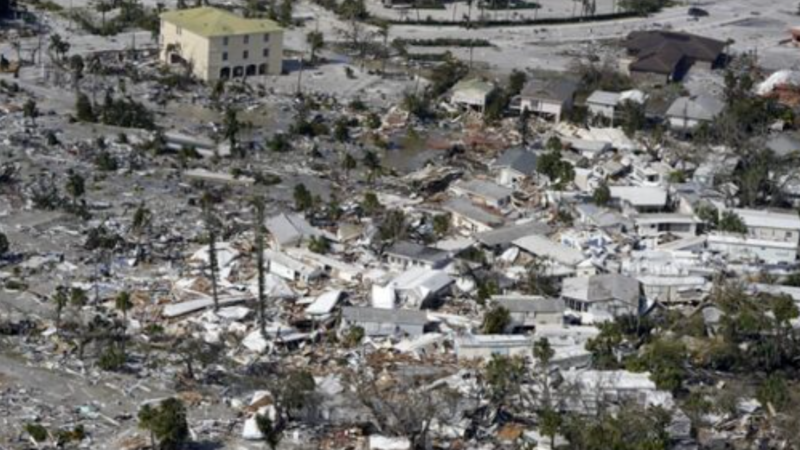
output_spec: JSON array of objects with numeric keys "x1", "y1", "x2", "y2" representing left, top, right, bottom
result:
[{"x1": 160, "y1": 7, "x2": 283, "y2": 82}]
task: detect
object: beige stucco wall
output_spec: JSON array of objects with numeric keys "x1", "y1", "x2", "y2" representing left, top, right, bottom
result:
[
  {"x1": 160, "y1": 21, "x2": 210, "y2": 80},
  {"x1": 160, "y1": 20, "x2": 283, "y2": 81}
]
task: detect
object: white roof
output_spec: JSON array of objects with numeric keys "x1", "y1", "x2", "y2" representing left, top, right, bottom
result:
[
  {"x1": 305, "y1": 290, "x2": 343, "y2": 316},
  {"x1": 707, "y1": 232, "x2": 799, "y2": 249},
  {"x1": 609, "y1": 186, "x2": 668, "y2": 207},
  {"x1": 586, "y1": 90, "x2": 621, "y2": 106},
  {"x1": 264, "y1": 249, "x2": 320, "y2": 274},
  {"x1": 389, "y1": 268, "x2": 453, "y2": 292},
  {"x1": 563, "y1": 370, "x2": 657, "y2": 391},
  {"x1": 513, "y1": 234, "x2": 586, "y2": 266},
  {"x1": 756, "y1": 70, "x2": 800, "y2": 96},
  {"x1": 456, "y1": 334, "x2": 532, "y2": 348},
  {"x1": 732, "y1": 208, "x2": 800, "y2": 231}
]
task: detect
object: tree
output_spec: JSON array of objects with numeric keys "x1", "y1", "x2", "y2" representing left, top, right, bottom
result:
[
  {"x1": 341, "y1": 153, "x2": 357, "y2": 176},
  {"x1": 378, "y1": 209, "x2": 406, "y2": 242},
  {"x1": 629, "y1": 338, "x2": 687, "y2": 393},
  {"x1": 138, "y1": 398, "x2": 189, "y2": 450},
  {"x1": 333, "y1": 117, "x2": 350, "y2": 143},
  {"x1": 69, "y1": 54, "x2": 84, "y2": 90},
  {"x1": 222, "y1": 106, "x2": 243, "y2": 158},
  {"x1": 308, "y1": 236, "x2": 330, "y2": 254},
  {"x1": 593, "y1": 181, "x2": 611, "y2": 206},
  {"x1": 293, "y1": 183, "x2": 314, "y2": 211},
  {"x1": 482, "y1": 306, "x2": 511, "y2": 334},
  {"x1": 22, "y1": 98, "x2": 38, "y2": 124},
  {"x1": 252, "y1": 197, "x2": 267, "y2": 339},
  {"x1": 525, "y1": 258, "x2": 559, "y2": 297},
  {"x1": 618, "y1": 100, "x2": 647, "y2": 137},
  {"x1": 115, "y1": 291, "x2": 132, "y2": 321},
  {"x1": 361, "y1": 191, "x2": 381, "y2": 216},
  {"x1": 484, "y1": 354, "x2": 525, "y2": 414},
  {"x1": 718, "y1": 210, "x2": 747, "y2": 234},
  {"x1": 75, "y1": 92, "x2": 95, "y2": 122},
  {"x1": 363, "y1": 150, "x2": 382, "y2": 182},
  {"x1": 131, "y1": 203, "x2": 152, "y2": 264},
  {"x1": 201, "y1": 193, "x2": 221, "y2": 312},
  {"x1": 48, "y1": 34, "x2": 70, "y2": 64},
  {"x1": 758, "y1": 373, "x2": 790, "y2": 413},
  {"x1": 0, "y1": 232, "x2": 8, "y2": 257},
  {"x1": 432, "y1": 213, "x2": 450, "y2": 238},
  {"x1": 306, "y1": 31, "x2": 324, "y2": 64},
  {"x1": 53, "y1": 286, "x2": 68, "y2": 333},
  {"x1": 256, "y1": 414, "x2": 282, "y2": 450},
  {"x1": 538, "y1": 407, "x2": 562, "y2": 449},
  {"x1": 65, "y1": 170, "x2": 85, "y2": 209},
  {"x1": 508, "y1": 69, "x2": 528, "y2": 95}
]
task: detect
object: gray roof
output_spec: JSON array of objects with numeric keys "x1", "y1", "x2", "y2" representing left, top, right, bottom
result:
[
  {"x1": 386, "y1": 241, "x2": 451, "y2": 264},
  {"x1": 521, "y1": 79, "x2": 578, "y2": 103},
  {"x1": 442, "y1": 197, "x2": 505, "y2": 228},
  {"x1": 513, "y1": 235, "x2": 585, "y2": 266},
  {"x1": 493, "y1": 295, "x2": 566, "y2": 314},
  {"x1": 766, "y1": 133, "x2": 800, "y2": 157},
  {"x1": 476, "y1": 220, "x2": 552, "y2": 247},
  {"x1": 341, "y1": 307, "x2": 428, "y2": 326},
  {"x1": 586, "y1": 90, "x2": 622, "y2": 106},
  {"x1": 493, "y1": 148, "x2": 538, "y2": 176},
  {"x1": 562, "y1": 274, "x2": 641, "y2": 305},
  {"x1": 266, "y1": 213, "x2": 320, "y2": 246},
  {"x1": 666, "y1": 95, "x2": 725, "y2": 121},
  {"x1": 452, "y1": 179, "x2": 513, "y2": 202}
]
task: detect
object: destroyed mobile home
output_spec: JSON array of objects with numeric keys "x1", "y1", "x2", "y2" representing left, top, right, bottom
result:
[{"x1": 2, "y1": 0, "x2": 800, "y2": 449}]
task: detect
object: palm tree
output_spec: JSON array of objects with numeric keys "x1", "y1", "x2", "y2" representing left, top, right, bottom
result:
[
  {"x1": 363, "y1": 150, "x2": 382, "y2": 183},
  {"x1": 306, "y1": 31, "x2": 324, "y2": 65},
  {"x1": 131, "y1": 203, "x2": 152, "y2": 265},
  {"x1": 202, "y1": 192, "x2": 220, "y2": 312},
  {"x1": 342, "y1": 153, "x2": 357, "y2": 177},
  {"x1": 252, "y1": 197, "x2": 267, "y2": 339},
  {"x1": 116, "y1": 290, "x2": 132, "y2": 321},
  {"x1": 48, "y1": 34, "x2": 70, "y2": 65},
  {"x1": 53, "y1": 286, "x2": 68, "y2": 333},
  {"x1": 222, "y1": 106, "x2": 242, "y2": 158},
  {"x1": 375, "y1": 20, "x2": 391, "y2": 75}
]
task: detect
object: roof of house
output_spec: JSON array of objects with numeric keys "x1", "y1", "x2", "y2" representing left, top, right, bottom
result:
[
  {"x1": 442, "y1": 197, "x2": 505, "y2": 228},
  {"x1": 586, "y1": 90, "x2": 622, "y2": 106},
  {"x1": 561, "y1": 274, "x2": 641, "y2": 305},
  {"x1": 609, "y1": 186, "x2": 668, "y2": 208},
  {"x1": 766, "y1": 133, "x2": 800, "y2": 157},
  {"x1": 451, "y1": 179, "x2": 513, "y2": 203},
  {"x1": 634, "y1": 213, "x2": 700, "y2": 225},
  {"x1": 492, "y1": 295, "x2": 566, "y2": 314},
  {"x1": 476, "y1": 220, "x2": 552, "y2": 247},
  {"x1": 452, "y1": 78, "x2": 496, "y2": 97},
  {"x1": 456, "y1": 334, "x2": 532, "y2": 348},
  {"x1": 160, "y1": 7, "x2": 282, "y2": 37},
  {"x1": 386, "y1": 241, "x2": 452, "y2": 264},
  {"x1": 266, "y1": 213, "x2": 321, "y2": 246},
  {"x1": 732, "y1": 208, "x2": 800, "y2": 230},
  {"x1": 493, "y1": 148, "x2": 538, "y2": 175},
  {"x1": 513, "y1": 235, "x2": 586, "y2": 266},
  {"x1": 520, "y1": 79, "x2": 578, "y2": 103},
  {"x1": 623, "y1": 31, "x2": 725, "y2": 74},
  {"x1": 665, "y1": 95, "x2": 725, "y2": 121},
  {"x1": 341, "y1": 307, "x2": 428, "y2": 326}
]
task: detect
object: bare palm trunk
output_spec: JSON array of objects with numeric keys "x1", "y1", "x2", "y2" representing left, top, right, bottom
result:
[{"x1": 254, "y1": 201, "x2": 267, "y2": 339}]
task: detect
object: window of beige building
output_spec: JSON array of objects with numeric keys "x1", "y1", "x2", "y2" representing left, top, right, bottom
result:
[
  {"x1": 263, "y1": 33, "x2": 269, "y2": 42},
  {"x1": 262, "y1": 48, "x2": 269, "y2": 58},
  {"x1": 223, "y1": 37, "x2": 229, "y2": 46},
  {"x1": 243, "y1": 50, "x2": 249, "y2": 59},
  {"x1": 222, "y1": 52, "x2": 228, "y2": 61},
  {"x1": 244, "y1": 35, "x2": 249, "y2": 44}
]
